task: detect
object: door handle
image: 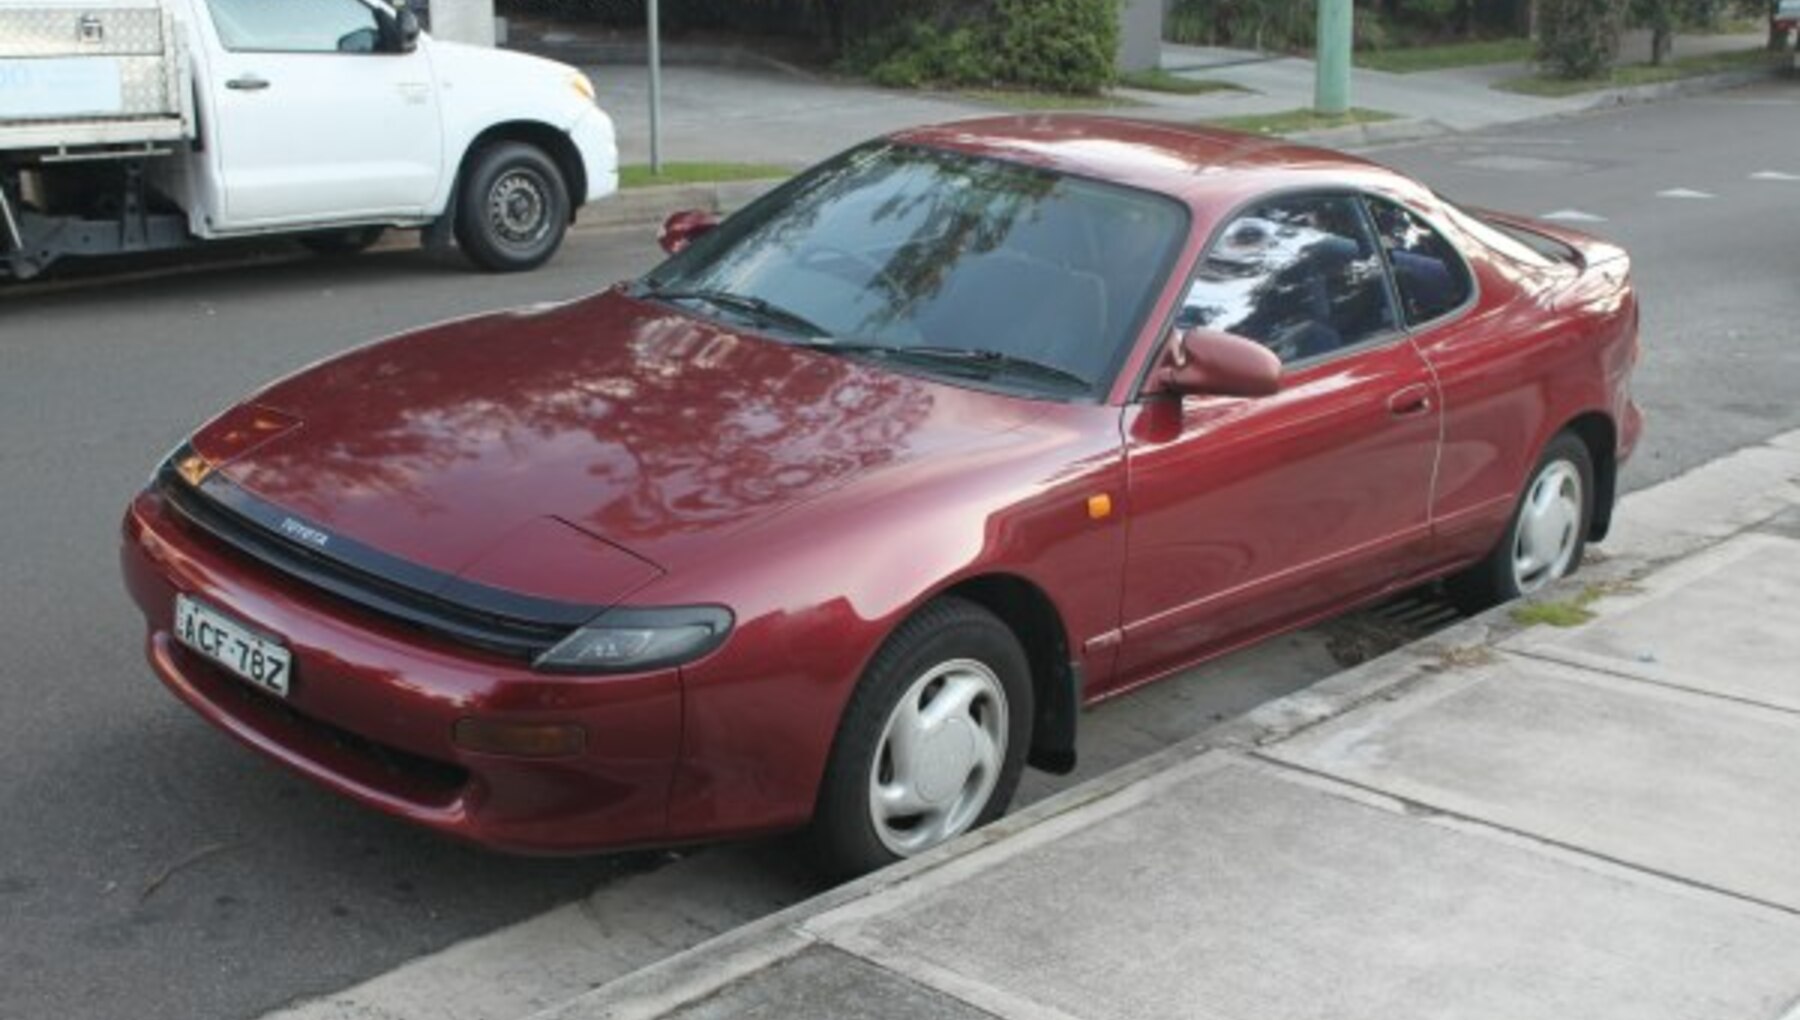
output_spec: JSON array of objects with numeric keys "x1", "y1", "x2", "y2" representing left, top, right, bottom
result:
[
  {"x1": 1387, "y1": 384, "x2": 1434, "y2": 418},
  {"x1": 226, "y1": 75, "x2": 270, "y2": 91}
]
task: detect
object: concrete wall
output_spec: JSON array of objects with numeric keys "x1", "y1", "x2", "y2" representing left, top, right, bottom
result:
[
  {"x1": 1118, "y1": 0, "x2": 1163, "y2": 73},
  {"x1": 426, "y1": 0, "x2": 496, "y2": 47}
]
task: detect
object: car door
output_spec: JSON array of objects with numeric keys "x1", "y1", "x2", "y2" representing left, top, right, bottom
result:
[
  {"x1": 1360, "y1": 196, "x2": 1531, "y2": 572},
  {"x1": 1112, "y1": 192, "x2": 1442, "y2": 689},
  {"x1": 199, "y1": 0, "x2": 443, "y2": 227}
]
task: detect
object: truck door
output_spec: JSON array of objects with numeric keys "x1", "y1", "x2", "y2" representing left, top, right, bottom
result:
[{"x1": 198, "y1": 0, "x2": 443, "y2": 227}]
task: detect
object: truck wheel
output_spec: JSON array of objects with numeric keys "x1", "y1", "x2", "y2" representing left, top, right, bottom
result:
[
  {"x1": 456, "y1": 142, "x2": 569, "y2": 273},
  {"x1": 298, "y1": 227, "x2": 386, "y2": 257},
  {"x1": 807, "y1": 597, "x2": 1033, "y2": 881}
]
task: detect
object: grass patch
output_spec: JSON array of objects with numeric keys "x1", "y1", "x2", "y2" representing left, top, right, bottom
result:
[
  {"x1": 1496, "y1": 46, "x2": 1778, "y2": 96},
  {"x1": 1356, "y1": 37, "x2": 1534, "y2": 73},
  {"x1": 1203, "y1": 106, "x2": 1397, "y2": 135},
  {"x1": 619, "y1": 162, "x2": 791, "y2": 189},
  {"x1": 1115, "y1": 68, "x2": 1248, "y2": 94},
  {"x1": 1511, "y1": 600, "x2": 1597, "y2": 628},
  {"x1": 1510, "y1": 579, "x2": 1644, "y2": 629},
  {"x1": 955, "y1": 87, "x2": 1142, "y2": 110}
]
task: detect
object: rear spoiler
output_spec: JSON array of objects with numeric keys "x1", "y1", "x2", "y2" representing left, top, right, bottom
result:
[{"x1": 1465, "y1": 207, "x2": 1629, "y2": 271}]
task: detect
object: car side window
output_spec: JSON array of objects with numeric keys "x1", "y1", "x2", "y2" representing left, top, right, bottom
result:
[
  {"x1": 1178, "y1": 194, "x2": 1397, "y2": 364},
  {"x1": 206, "y1": 0, "x2": 385, "y2": 54},
  {"x1": 1365, "y1": 199, "x2": 1473, "y2": 327}
]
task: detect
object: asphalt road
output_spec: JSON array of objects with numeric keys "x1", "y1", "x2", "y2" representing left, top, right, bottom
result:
[
  {"x1": 2, "y1": 81, "x2": 1797, "y2": 1020},
  {"x1": 1374, "y1": 82, "x2": 1800, "y2": 487}
]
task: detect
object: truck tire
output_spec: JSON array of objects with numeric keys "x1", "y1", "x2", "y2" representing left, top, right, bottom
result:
[
  {"x1": 298, "y1": 227, "x2": 386, "y2": 257},
  {"x1": 455, "y1": 142, "x2": 570, "y2": 273}
]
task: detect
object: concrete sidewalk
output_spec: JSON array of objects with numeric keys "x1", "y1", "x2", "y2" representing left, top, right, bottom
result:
[{"x1": 540, "y1": 428, "x2": 1800, "y2": 1020}]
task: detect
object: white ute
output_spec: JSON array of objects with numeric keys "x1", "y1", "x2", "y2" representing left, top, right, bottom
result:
[{"x1": 0, "y1": 0, "x2": 618, "y2": 278}]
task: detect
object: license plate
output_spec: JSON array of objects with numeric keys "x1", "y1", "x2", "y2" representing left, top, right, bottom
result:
[{"x1": 174, "y1": 595, "x2": 292, "y2": 697}]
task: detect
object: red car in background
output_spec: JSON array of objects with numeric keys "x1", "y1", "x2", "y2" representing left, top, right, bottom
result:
[{"x1": 122, "y1": 116, "x2": 1641, "y2": 877}]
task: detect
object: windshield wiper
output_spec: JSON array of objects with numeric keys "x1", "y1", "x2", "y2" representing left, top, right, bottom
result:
[
  {"x1": 645, "y1": 286, "x2": 832, "y2": 340},
  {"x1": 885, "y1": 346, "x2": 1091, "y2": 392}
]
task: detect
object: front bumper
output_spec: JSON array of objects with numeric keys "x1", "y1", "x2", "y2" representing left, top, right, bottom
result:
[
  {"x1": 569, "y1": 106, "x2": 620, "y2": 206},
  {"x1": 121, "y1": 487, "x2": 680, "y2": 854}
]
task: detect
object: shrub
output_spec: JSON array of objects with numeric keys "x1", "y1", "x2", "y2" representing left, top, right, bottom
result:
[
  {"x1": 859, "y1": 21, "x2": 993, "y2": 89},
  {"x1": 1536, "y1": 0, "x2": 1630, "y2": 78},
  {"x1": 992, "y1": 0, "x2": 1118, "y2": 92},
  {"x1": 852, "y1": 0, "x2": 1118, "y2": 93}
]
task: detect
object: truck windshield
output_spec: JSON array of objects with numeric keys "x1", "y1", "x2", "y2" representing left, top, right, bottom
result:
[{"x1": 641, "y1": 143, "x2": 1188, "y2": 398}]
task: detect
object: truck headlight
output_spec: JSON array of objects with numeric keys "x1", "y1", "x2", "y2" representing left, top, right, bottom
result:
[
  {"x1": 569, "y1": 72, "x2": 596, "y2": 104},
  {"x1": 535, "y1": 605, "x2": 732, "y2": 674}
]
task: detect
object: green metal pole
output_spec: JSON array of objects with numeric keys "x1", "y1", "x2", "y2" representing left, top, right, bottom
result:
[{"x1": 1314, "y1": 0, "x2": 1352, "y2": 117}]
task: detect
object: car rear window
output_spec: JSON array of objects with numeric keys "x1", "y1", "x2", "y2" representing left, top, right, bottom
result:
[{"x1": 1440, "y1": 202, "x2": 1570, "y2": 268}]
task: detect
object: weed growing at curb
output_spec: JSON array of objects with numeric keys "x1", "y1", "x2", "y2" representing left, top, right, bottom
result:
[{"x1": 1510, "y1": 578, "x2": 1645, "y2": 628}]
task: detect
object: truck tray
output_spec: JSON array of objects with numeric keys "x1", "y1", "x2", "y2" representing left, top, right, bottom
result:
[{"x1": 1, "y1": 1, "x2": 193, "y2": 152}]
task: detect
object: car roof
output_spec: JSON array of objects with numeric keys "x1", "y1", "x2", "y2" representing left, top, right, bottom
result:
[{"x1": 889, "y1": 115, "x2": 1415, "y2": 211}]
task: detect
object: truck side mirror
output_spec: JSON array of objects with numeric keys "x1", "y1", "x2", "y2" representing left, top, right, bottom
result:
[
  {"x1": 397, "y1": 8, "x2": 421, "y2": 50},
  {"x1": 379, "y1": 5, "x2": 421, "y2": 53}
]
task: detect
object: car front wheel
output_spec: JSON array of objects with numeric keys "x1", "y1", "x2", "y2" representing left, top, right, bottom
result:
[
  {"x1": 808, "y1": 597, "x2": 1033, "y2": 880},
  {"x1": 1449, "y1": 431, "x2": 1594, "y2": 611},
  {"x1": 455, "y1": 142, "x2": 570, "y2": 273}
]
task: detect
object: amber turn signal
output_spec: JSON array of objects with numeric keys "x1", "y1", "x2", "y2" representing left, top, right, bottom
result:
[
  {"x1": 1087, "y1": 493, "x2": 1113, "y2": 520},
  {"x1": 453, "y1": 718, "x2": 587, "y2": 758}
]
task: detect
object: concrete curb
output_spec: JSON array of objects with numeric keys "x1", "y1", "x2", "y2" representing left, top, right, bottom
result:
[
  {"x1": 1284, "y1": 116, "x2": 1452, "y2": 148},
  {"x1": 1566, "y1": 64, "x2": 1786, "y2": 111},
  {"x1": 529, "y1": 426, "x2": 1800, "y2": 1020}
]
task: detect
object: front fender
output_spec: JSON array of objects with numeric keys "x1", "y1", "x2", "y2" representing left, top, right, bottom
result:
[{"x1": 653, "y1": 405, "x2": 1128, "y2": 841}]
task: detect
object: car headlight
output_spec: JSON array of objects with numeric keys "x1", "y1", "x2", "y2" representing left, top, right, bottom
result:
[
  {"x1": 569, "y1": 72, "x2": 596, "y2": 104},
  {"x1": 535, "y1": 605, "x2": 732, "y2": 674}
]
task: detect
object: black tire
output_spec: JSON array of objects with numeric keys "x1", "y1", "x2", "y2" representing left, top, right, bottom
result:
[
  {"x1": 297, "y1": 226, "x2": 386, "y2": 257},
  {"x1": 808, "y1": 597, "x2": 1034, "y2": 881},
  {"x1": 454, "y1": 142, "x2": 570, "y2": 273},
  {"x1": 1447, "y1": 431, "x2": 1594, "y2": 613}
]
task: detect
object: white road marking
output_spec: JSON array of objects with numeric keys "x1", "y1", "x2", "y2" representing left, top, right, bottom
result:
[
  {"x1": 1656, "y1": 188, "x2": 1716, "y2": 199},
  {"x1": 1750, "y1": 170, "x2": 1800, "y2": 182},
  {"x1": 1541, "y1": 209, "x2": 1606, "y2": 223}
]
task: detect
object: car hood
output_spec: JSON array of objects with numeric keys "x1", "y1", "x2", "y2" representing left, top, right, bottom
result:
[{"x1": 190, "y1": 290, "x2": 1046, "y2": 602}]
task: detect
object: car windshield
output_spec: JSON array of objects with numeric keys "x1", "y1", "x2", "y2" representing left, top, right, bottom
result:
[{"x1": 641, "y1": 142, "x2": 1188, "y2": 398}]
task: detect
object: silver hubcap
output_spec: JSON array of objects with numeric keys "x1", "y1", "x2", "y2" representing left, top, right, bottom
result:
[
  {"x1": 868, "y1": 659, "x2": 1008, "y2": 857},
  {"x1": 1513, "y1": 459, "x2": 1582, "y2": 593},
  {"x1": 489, "y1": 170, "x2": 550, "y2": 247}
]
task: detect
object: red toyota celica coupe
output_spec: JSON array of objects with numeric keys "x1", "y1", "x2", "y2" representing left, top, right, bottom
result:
[{"x1": 122, "y1": 116, "x2": 1641, "y2": 877}]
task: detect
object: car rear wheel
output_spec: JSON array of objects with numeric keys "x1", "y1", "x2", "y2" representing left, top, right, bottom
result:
[
  {"x1": 455, "y1": 142, "x2": 570, "y2": 273},
  {"x1": 1448, "y1": 431, "x2": 1594, "y2": 612},
  {"x1": 808, "y1": 597, "x2": 1032, "y2": 881}
]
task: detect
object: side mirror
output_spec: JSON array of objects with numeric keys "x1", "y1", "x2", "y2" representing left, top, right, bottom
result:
[
  {"x1": 397, "y1": 8, "x2": 421, "y2": 50},
  {"x1": 1156, "y1": 328, "x2": 1282, "y2": 399},
  {"x1": 659, "y1": 209, "x2": 718, "y2": 255},
  {"x1": 379, "y1": 4, "x2": 421, "y2": 53}
]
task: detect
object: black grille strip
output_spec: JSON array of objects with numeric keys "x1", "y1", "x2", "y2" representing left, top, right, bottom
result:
[{"x1": 155, "y1": 451, "x2": 599, "y2": 660}]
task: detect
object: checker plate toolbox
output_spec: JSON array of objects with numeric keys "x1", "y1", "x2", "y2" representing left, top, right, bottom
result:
[{"x1": 1, "y1": 2, "x2": 194, "y2": 150}]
